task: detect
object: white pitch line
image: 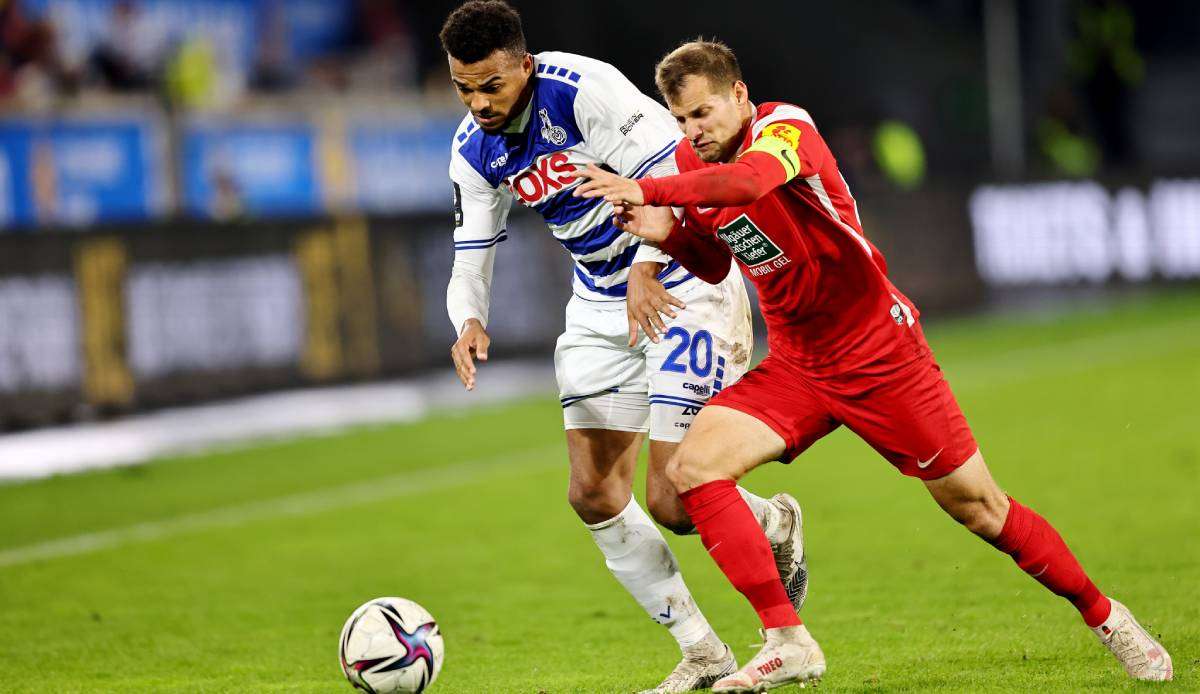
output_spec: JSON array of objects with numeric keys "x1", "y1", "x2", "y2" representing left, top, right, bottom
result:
[{"x1": 0, "y1": 444, "x2": 563, "y2": 570}]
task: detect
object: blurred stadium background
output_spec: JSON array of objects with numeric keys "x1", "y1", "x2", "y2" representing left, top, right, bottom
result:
[
  {"x1": 0, "y1": 1, "x2": 1195, "y2": 686},
  {"x1": 0, "y1": 0, "x2": 1197, "y2": 442}
]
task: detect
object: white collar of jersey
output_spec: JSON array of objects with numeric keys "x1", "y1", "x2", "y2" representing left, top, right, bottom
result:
[{"x1": 503, "y1": 96, "x2": 534, "y2": 134}]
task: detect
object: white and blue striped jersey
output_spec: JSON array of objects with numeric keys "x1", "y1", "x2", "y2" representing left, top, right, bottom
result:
[{"x1": 446, "y1": 51, "x2": 696, "y2": 335}]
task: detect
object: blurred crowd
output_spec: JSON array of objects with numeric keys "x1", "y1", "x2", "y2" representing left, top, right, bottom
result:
[
  {"x1": 0, "y1": 0, "x2": 437, "y2": 111},
  {"x1": 0, "y1": 0, "x2": 1185, "y2": 187}
]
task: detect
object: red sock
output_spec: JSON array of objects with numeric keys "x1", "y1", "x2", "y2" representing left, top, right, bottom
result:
[
  {"x1": 992, "y1": 496, "x2": 1111, "y2": 627},
  {"x1": 680, "y1": 480, "x2": 800, "y2": 629}
]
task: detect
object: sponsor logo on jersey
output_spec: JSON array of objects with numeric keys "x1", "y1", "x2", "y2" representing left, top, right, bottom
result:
[
  {"x1": 890, "y1": 303, "x2": 904, "y2": 324},
  {"x1": 716, "y1": 214, "x2": 784, "y2": 267},
  {"x1": 682, "y1": 382, "x2": 711, "y2": 396},
  {"x1": 489, "y1": 152, "x2": 509, "y2": 169},
  {"x1": 538, "y1": 108, "x2": 568, "y2": 146},
  {"x1": 505, "y1": 151, "x2": 579, "y2": 206},
  {"x1": 619, "y1": 111, "x2": 644, "y2": 136}
]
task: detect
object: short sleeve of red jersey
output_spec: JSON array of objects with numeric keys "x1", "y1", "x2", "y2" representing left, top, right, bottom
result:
[{"x1": 740, "y1": 104, "x2": 826, "y2": 183}]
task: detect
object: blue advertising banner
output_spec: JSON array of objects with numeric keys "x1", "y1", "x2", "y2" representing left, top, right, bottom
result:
[
  {"x1": 0, "y1": 125, "x2": 35, "y2": 229},
  {"x1": 22, "y1": 0, "x2": 353, "y2": 80},
  {"x1": 348, "y1": 116, "x2": 460, "y2": 214},
  {"x1": 181, "y1": 122, "x2": 321, "y2": 218},
  {"x1": 0, "y1": 118, "x2": 162, "y2": 230}
]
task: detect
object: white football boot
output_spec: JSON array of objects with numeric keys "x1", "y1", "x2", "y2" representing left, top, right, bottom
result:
[
  {"x1": 639, "y1": 631, "x2": 738, "y2": 693},
  {"x1": 712, "y1": 624, "x2": 825, "y2": 692},
  {"x1": 1092, "y1": 599, "x2": 1173, "y2": 681},
  {"x1": 769, "y1": 493, "x2": 808, "y2": 613}
]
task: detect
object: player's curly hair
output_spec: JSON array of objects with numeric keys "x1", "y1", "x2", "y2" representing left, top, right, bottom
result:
[
  {"x1": 439, "y1": 0, "x2": 527, "y2": 64},
  {"x1": 655, "y1": 38, "x2": 742, "y2": 102}
]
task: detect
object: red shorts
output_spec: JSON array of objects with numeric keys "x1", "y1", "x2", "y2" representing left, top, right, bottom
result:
[{"x1": 708, "y1": 342, "x2": 978, "y2": 480}]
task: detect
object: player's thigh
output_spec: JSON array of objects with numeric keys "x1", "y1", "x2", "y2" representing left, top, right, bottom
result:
[
  {"x1": 667, "y1": 405, "x2": 788, "y2": 490},
  {"x1": 644, "y1": 273, "x2": 754, "y2": 445},
  {"x1": 556, "y1": 297, "x2": 649, "y2": 432},
  {"x1": 697, "y1": 354, "x2": 839, "y2": 468},
  {"x1": 834, "y1": 354, "x2": 979, "y2": 481}
]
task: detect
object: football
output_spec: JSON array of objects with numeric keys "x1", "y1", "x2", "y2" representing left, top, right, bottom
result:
[{"x1": 339, "y1": 597, "x2": 444, "y2": 694}]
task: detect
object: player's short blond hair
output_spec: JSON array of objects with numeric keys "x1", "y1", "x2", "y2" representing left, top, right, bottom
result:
[{"x1": 654, "y1": 39, "x2": 742, "y2": 103}]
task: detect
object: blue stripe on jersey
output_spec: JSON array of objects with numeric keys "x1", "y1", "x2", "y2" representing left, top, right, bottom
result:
[
  {"x1": 630, "y1": 141, "x2": 677, "y2": 179},
  {"x1": 574, "y1": 267, "x2": 628, "y2": 297},
  {"x1": 536, "y1": 186, "x2": 605, "y2": 226},
  {"x1": 560, "y1": 218, "x2": 623, "y2": 255},
  {"x1": 662, "y1": 273, "x2": 695, "y2": 290},
  {"x1": 572, "y1": 260, "x2": 694, "y2": 298},
  {"x1": 579, "y1": 242, "x2": 640, "y2": 277}
]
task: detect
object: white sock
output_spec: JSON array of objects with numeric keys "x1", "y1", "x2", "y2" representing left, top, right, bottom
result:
[
  {"x1": 587, "y1": 497, "x2": 713, "y2": 649},
  {"x1": 739, "y1": 487, "x2": 789, "y2": 545}
]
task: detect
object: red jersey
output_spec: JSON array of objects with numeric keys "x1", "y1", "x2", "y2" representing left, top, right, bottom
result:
[{"x1": 641, "y1": 102, "x2": 923, "y2": 376}]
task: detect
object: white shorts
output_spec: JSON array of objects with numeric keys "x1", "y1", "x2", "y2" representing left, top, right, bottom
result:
[{"x1": 555, "y1": 267, "x2": 753, "y2": 442}]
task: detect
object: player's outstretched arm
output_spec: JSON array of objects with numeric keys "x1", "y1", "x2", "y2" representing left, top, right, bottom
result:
[
  {"x1": 578, "y1": 118, "x2": 821, "y2": 209},
  {"x1": 573, "y1": 164, "x2": 646, "y2": 206},
  {"x1": 615, "y1": 205, "x2": 733, "y2": 286},
  {"x1": 574, "y1": 154, "x2": 787, "y2": 209},
  {"x1": 450, "y1": 318, "x2": 489, "y2": 390}
]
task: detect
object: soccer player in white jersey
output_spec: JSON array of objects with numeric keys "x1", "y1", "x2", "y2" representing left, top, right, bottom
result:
[{"x1": 438, "y1": 2, "x2": 806, "y2": 691}]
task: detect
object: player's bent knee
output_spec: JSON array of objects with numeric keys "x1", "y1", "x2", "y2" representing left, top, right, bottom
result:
[
  {"x1": 566, "y1": 479, "x2": 629, "y2": 524},
  {"x1": 948, "y1": 493, "x2": 1009, "y2": 539},
  {"x1": 664, "y1": 445, "x2": 723, "y2": 494},
  {"x1": 645, "y1": 494, "x2": 694, "y2": 535}
]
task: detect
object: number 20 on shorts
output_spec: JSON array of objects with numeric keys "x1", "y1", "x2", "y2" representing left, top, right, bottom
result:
[{"x1": 660, "y1": 327, "x2": 714, "y2": 377}]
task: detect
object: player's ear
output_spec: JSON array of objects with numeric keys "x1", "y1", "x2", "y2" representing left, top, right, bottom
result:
[
  {"x1": 521, "y1": 53, "x2": 534, "y2": 77},
  {"x1": 732, "y1": 80, "x2": 748, "y2": 106}
]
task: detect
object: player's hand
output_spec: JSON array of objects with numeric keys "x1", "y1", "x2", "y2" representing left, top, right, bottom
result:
[
  {"x1": 612, "y1": 203, "x2": 675, "y2": 243},
  {"x1": 626, "y1": 261, "x2": 686, "y2": 346},
  {"x1": 450, "y1": 318, "x2": 490, "y2": 390},
  {"x1": 572, "y1": 164, "x2": 645, "y2": 206}
]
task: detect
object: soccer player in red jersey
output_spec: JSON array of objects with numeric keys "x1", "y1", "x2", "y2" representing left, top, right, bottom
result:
[{"x1": 575, "y1": 40, "x2": 1173, "y2": 691}]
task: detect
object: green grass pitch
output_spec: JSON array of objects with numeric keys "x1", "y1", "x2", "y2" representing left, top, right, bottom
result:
[{"x1": 1, "y1": 289, "x2": 1197, "y2": 693}]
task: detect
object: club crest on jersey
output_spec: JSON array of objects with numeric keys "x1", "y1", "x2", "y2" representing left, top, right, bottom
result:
[
  {"x1": 539, "y1": 108, "x2": 568, "y2": 145},
  {"x1": 505, "y1": 151, "x2": 579, "y2": 206}
]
